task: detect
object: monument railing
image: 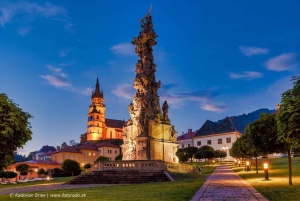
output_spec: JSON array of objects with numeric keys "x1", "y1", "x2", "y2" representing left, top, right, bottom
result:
[
  {"x1": 165, "y1": 162, "x2": 196, "y2": 174},
  {"x1": 97, "y1": 160, "x2": 167, "y2": 171}
]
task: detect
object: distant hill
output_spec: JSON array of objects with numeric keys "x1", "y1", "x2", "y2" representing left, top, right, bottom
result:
[{"x1": 217, "y1": 108, "x2": 276, "y2": 128}]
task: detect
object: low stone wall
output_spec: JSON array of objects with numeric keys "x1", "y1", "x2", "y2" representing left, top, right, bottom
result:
[
  {"x1": 166, "y1": 163, "x2": 196, "y2": 174},
  {"x1": 97, "y1": 160, "x2": 167, "y2": 171}
]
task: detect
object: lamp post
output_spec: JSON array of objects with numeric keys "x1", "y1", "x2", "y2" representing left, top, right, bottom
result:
[
  {"x1": 47, "y1": 176, "x2": 50, "y2": 184},
  {"x1": 222, "y1": 145, "x2": 229, "y2": 161},
  {"x1": 246, "y1": 161, "x2": 250, "y2": 171},
  {"x1": 264, "y1": 163, "x2": 269, "y2": 180}
]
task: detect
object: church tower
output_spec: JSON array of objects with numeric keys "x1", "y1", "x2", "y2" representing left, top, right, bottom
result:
[{"x1": 86, "y1": 77, "x2": 106, "y2": 141}]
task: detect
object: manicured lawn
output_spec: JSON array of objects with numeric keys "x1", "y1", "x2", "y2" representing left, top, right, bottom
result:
[
  {"x1": 0, "y1": 177, "x2": 72, "y2": 189},
  {"x1": 232, "y1": 157, "x2": 300, "y2": 201},
  {"x1": 0, "y1": 166, "x2": 215, "y2": 201}
]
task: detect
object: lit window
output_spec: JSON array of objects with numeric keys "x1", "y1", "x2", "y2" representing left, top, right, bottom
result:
[
  {"x1": 207, "y1": 140, "x2": 211, "y2": 145},
  {"x1": 226, "y1": 138, "x2": 231, "y2": 143},
  {"x1": 197, "y1": 141, "x2": 201, "y2": 146},
  {"x1": 89, "y1": 152, "x2": 91, "y2": 156},
  {"x1": 93, "y1": 153, "x2": 96, "y2": 156},
  {"x1": 218, "y1": 139, "x2": 222, "y2": 144}
]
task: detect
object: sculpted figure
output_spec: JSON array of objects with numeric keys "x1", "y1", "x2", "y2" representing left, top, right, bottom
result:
[{"x1": 162, "y1": 100, "x2": 169, "y2": 120}]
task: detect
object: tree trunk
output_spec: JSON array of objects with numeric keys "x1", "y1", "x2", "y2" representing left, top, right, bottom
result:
[
  {"x1": 288, "y1": 149, "x2": 292, "y2": 185},
  {"x1": 255, "y1": 156, "x2": 258, "y2": 174}
]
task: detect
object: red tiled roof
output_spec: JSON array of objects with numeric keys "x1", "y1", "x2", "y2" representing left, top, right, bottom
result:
[
  {"x1": 105, "y1": 118, "x2": 125, "y2": 129},
  {"x1": 53, "y1": 146, "x2": 81, "y2": 153},
  {"x1": 78, "y1": 144, "x2": 97, "y2": 151},
  {"x1": 177, "y1": 131, "x2": 197, "y2": 141},
  {"x1": 95, "y1": 142, "x2": 119, "y2": 148},
  {"x1": 41, "y1": 150, "x2": 53, "y2": 156}
]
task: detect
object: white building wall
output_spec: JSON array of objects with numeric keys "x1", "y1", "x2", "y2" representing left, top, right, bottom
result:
[
  {"x1": 177, "y1": 139, "x2": 193, "y2": 149},
  {"x1": 193, "y1": 132, "x2": 241, "y2": 161}
]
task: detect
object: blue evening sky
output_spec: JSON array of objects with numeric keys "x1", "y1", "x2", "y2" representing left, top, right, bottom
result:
[{"x1": 0, "y1": 0, "x2": 299, "y2": 155}]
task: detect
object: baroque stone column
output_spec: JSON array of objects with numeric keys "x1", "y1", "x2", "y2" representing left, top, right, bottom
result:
[{"x1": 122, "y1": 9, "x2": 178, "y2": 163}]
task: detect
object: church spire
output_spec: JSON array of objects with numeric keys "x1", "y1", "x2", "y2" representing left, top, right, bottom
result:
[{"x1": 92, "y1": 76, "x2": 103, "y2": 99}]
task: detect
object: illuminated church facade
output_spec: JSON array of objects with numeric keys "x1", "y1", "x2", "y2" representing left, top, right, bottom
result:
[{"x1": 80, "y1": 77, "x2": 125, "y2": 142}]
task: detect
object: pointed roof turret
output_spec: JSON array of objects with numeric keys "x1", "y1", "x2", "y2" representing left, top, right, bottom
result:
[{"x1": 92, "y1": 76, "x2": 103, "y2": 99}]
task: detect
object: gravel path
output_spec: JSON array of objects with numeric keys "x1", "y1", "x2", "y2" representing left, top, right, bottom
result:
[{"x1": 0, "y1": 183, "x2": 117, "y2": 195}]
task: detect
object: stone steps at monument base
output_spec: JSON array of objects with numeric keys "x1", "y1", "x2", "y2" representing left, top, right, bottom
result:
[{"x1": 65, "y1": 170, "x2": 171, "y2": 185}]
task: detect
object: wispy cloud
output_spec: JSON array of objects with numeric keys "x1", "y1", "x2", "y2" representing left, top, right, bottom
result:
[
  {"x1": 229, "y1": 71, "x2": 263, "y2": 80},
  {"x1": 239, "y1": 46, "x2": 269, "y2": 57},
  {"x1": 17, "y1": 26, "x2": 31, "y2": 36},
  {"x1": 40, "y1": 64, "x2": 91, "y2": 95},
  {"x1": 59, "y1": 61, "x2": 74, "y2": 67},
  {"x1": 112, "y1": 83, "x2": 227, "y2": 112},
  {"x1": 201, "y1": 103, "x2": 227, "y2": 112},
  {"x1": 109, "y1": 43, "x2": 135, "y2": 56},
  {"x1": 59, "y1": 48, "x2": 73, "y2": 58},
  {"x1": 40, "y1": 75, "x2": 70, "y2": 87},
  {"x1": 0, "y1": 1, "x2": 71, "y2": 33},
  {"x1": 112, "y1": 84, "x2": 135, "y2": 99},
  {"x1": 264, "y1": 53, "x2": 298, "y2": 72}
]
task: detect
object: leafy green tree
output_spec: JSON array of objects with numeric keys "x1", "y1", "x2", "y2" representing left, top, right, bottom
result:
[
  {"x1": 83, "y1": 163, "x2": 91, "y2": 172},
  {"x1": 62, "y1": 159, "x2": 80, "y2": 177},
  {"x1": 6, "y1": 171, "x2": 17, "y2": 180},
  {"x1": 277, "y1": 76, "x2": 300, "y2": 185},
  {"x1": 115, "y1": 154, "x2": 123, "y2": 161},
  {"x1": 0, "y1": 94, "x2": 33, "y2": 171},
  {"x1": 61, "y1": 142, "x2": 68, "y2": 148},
  {"x1": 183, "y1": 147, "x2": 198, "y2": 162},
  {"x1": 194, "y1": 151, "x2": 203, "y2": 160},
  {"x1": 202, "y1": 150, "x2": 215, "y2": 166},
  {"x1": 175, "y1": 149, "x2": 188, "y2": 162},
  {"x1": 214, "y1": 150, "x2": 227, "y2": 159},
  {"x1": 95, "y1": 156, "x2": 109, "y2": 163},
  {"x1": 16, "y1": 164, "x2": 30, "y2": 178},
  {"x1": 198, "y1": 145, "x2": 214, "y2": 153},
  {"x1": 37, "y1": 168, "x2": 45, "y2": 177}
]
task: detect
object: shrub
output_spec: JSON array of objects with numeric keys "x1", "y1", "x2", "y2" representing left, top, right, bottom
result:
[{"x1": 115, "y1": 154, "x2": 123, "y2": 161}]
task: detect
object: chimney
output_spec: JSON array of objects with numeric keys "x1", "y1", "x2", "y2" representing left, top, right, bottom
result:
[
  {"x1": 188, "y1": 128, "x2": 192, "y2": 134},
  {"x1": 57, "y1": 146, "x2": 60, "y2": 151}
]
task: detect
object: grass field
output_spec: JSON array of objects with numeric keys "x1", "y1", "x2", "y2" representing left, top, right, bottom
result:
[
  {"x1": 232, "y1": 157, "x2": 300, "y2": 201},
  {"x1": 0, "y1": 177, "x2": 71, "y2": 189},
  {"x1": 0, "y1": 165, "x2": 215, "y2": 201}
]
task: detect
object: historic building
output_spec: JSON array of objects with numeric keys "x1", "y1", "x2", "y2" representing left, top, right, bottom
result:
[
  {"x1": 51, "y1": 142, "x2": 120, "y2": 166},
  {"x1": 192, "y1": 117, "x2": 244, "y2": 161},
  {"x1": 177, "y1": 129, "x2": 197, "y2": 149},
  {"x1": 80, "y1": 77, "x2": 125, "y2": 142}
]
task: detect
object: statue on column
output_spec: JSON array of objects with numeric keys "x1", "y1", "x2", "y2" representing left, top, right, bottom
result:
[{"x1": 162, "y1": 100, "x2": 169, "y2": 121}]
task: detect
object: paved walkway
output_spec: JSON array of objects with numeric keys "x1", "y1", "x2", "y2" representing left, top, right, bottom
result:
[{"x1": 191, "y1": 165, "x2": 269, "y2": 201}]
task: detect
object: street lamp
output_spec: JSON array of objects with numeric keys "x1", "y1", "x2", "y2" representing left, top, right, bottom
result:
[
  {"x1": 222, "y1": 145, "x2": 229, "y2": 161},
  {"x1": 264, "y1": 163, "x2": 269, "y2": 180},
  {"x1": 246, "y1": 161, "x2": 250, "y2": 171},
  {"x1": 47, "y1": 176, "x2": 50, "y2": 184}
]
